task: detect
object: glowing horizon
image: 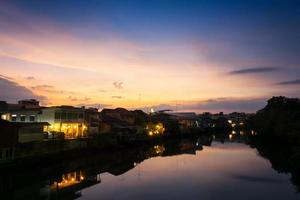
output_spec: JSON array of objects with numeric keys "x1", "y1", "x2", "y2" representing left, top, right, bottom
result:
[{"x1": 1, "y1": 0, "x2": 299, "y2": 113}]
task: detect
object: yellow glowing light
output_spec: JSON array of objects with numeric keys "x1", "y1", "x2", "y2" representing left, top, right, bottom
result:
[
  {"x1": 232, "y1": 130, "x2": 236, "y2": 134},
  {"x1": 147, "y1": 122, "x2": 165, "y2": 136},
  {"x1": 229, "y1": 134, "x2": 233, "y2": 140},
  {"x1": 153, "y1": 145, "x2": 165, "y2": 154},
  {"x1": 228, "y1": 120, "x2": 232, "y2": 124},
  {"x1": 1, "y1": 115, "x2": 7, "y2": 120},
  {"x1": 251, "y1": 130, "x2": 257, "y2": 135}
]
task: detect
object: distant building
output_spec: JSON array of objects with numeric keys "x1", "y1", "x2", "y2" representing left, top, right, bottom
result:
[
  {"x1": 101, "y1": 108, "x2": 136, "y2": 125},
  {"x1": 150, "y1": 112, "x2": 179, "y2": 134},
  {"x1": 17, "y1": 99, "x2": 40, "y2": 109},
  {"x1": 99, "y1": 115, "x2": 136, "y2": 134},
  {"x1": 0, "y1": 99, "x2": 43, "y2": 122},
  {"x1": 40, "y1": 106, "x2": 87, "y2": 139},
  {"x1": 1, "y1": 108, "x2": 42, "y2": 123},
  {"x1": 198, "y1": 113, "x2": 214, "y2": 129},
  {"x1": 84, "y1": 108, "x2": 100, "y2": 136},
  {"x1": 169, "y1": 112, "x2": 200, "y2": 128},
  {"x1": 99, "y1": 108, "x2": 148, "y2": 134},
  {"x1": 214, "y1": 116, "x2": 231, "y2": 130},
  {"x1": 0, "y1": 100, "x2": 103, "y2": 138},
  {"x1": 226, "y1": 112, "x2": 250, "y2": 128}
]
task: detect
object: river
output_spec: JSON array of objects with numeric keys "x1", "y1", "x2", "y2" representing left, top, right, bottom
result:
[{"x1": 1, "y1": 132, "x2": 299, "y2": 200}]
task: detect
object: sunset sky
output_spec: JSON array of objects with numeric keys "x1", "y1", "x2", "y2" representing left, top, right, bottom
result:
[{"x1": 0, "y1": 0, "x2": 299, "y2": 113}]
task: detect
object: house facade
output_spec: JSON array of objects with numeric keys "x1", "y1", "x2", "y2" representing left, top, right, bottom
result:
[{"x1": 40, "y1": 106, "x2": 87, "y2": 139}]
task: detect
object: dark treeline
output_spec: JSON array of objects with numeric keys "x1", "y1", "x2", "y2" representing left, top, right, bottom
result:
[{"x1": 249, "y1": 96, "x2": 300, "y2": 142}]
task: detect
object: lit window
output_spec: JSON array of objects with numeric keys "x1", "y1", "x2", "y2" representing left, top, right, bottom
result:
[{"x1": 11, "y1": 114, "x2": 17, "y2": 121}]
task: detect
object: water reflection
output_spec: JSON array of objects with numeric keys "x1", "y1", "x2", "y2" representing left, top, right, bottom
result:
[{"x1": 0, "y1": 132, "x2": 299, "y2": 200}]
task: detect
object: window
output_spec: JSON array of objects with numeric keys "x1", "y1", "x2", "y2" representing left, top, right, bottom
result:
[
  {"x1": 20, "y1": 115, "x2": 26, "y2": 122},
  {"x1": 11, "y1": 114, "x2": 17, "y2": 121},
  {"x1": 29, "y1": 115, "x2": 35, "y2": 122},
  {"x1": 61, "y1": 112, "x2": 67, "y2": 119},
  {"x1": 68, "y1": 113, "x2": 78, "y2": 120},
  {"x1": 55, "y1": 112, "x2": 61, "y2": 120},
  {"x1": 1, "y1": 114, "x2": 7, "y2": 120},
  {"x1": 72, "y1": 113, "x2": 78, "y2": 119},
  {"x1": 78, "y1": 113, "x2": 83, "y2": 119}
]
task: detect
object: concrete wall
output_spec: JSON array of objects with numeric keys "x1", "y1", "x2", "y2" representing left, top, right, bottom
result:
[
  {"x1": 15, "y1": 139, "x2": 88, "y2": 159},
  {"x1": 18, "y1": 126, "x2": 45, "y2": 143}
]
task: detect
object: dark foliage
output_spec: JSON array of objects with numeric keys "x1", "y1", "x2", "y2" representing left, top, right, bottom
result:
[{"x1": 249, "y1": 96, "x2": 300, "y2": 140}]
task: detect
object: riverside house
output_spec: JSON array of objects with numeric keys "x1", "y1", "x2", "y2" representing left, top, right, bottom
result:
[
  {"x1": 40, "y1": 106, "x2": 88, "y2": 139},
  {"x1": 0, "y1": 99, "x2": 101, "y2": 139}
]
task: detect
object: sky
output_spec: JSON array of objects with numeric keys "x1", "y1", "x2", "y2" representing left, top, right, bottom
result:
[{"x1": 0, "y1": 0, "x2": 300, "y2": 113}]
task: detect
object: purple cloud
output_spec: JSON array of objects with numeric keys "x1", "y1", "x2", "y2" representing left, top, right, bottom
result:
[
  {"x1": 0, "y1": 76, "x2": 48, "y2": 104},
  {"x1": 229, "y1": 67, "x2": 279, "y2": 75},
  {"x1": 277, "y1": 79, "x2": 300, "y2": 85}
]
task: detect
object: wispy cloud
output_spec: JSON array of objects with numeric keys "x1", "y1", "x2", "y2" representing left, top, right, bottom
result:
[
  {"x1": 230, "y1": 173, "x2": 284, "y2": 184},
  {"x1": 68, "y1": 96, "x2": 91, "y2": 102},
  {"x1": 112, "y1": 96, "x2": 123, "y2": 99},
  {"x1": 26, "y1": 76, "x2": 35, "y2": 80},
  {"x1": 98, "y1": 89, "x2": 107, "y2": 93},
  {"x1": 277, "y1": 79, "x2": 300, "y2": 85},
  {"x1": 31, "y1": 84, "x2": 54, "y2": 90},
  {"x1": 229, "y1": 67, "x2": 279, "y2": 75},
  {"x1": 31, "y1": 84, "x2": 56, "y2": 94},
  {"x1": 113, "y1": 81, "x2": 123, "y2": 89}
]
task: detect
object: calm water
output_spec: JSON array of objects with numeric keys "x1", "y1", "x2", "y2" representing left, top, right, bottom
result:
[
  {"x1": 1, "y1": 133, "x2": 299, "y2": 200},
  {"x1": 79, "y1": 143, "x2": 298, "y2": 200}
]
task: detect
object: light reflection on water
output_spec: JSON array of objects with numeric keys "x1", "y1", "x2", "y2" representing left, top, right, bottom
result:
[
  {"x1": 0, "y1": 133, "x2": 299, "y2": 200},
  {"x1": 79, "y1": 142, "x2": 298, "y2": 200}
]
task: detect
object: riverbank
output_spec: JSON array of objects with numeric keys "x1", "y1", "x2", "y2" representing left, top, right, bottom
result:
[{"x1": 0, "y1": 131, "x2": 208, "y2": 169}]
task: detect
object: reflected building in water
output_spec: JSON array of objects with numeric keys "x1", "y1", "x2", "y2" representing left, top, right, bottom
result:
[{"x1": 0, "y1": 132, "x2": 299, "y2": 199}]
